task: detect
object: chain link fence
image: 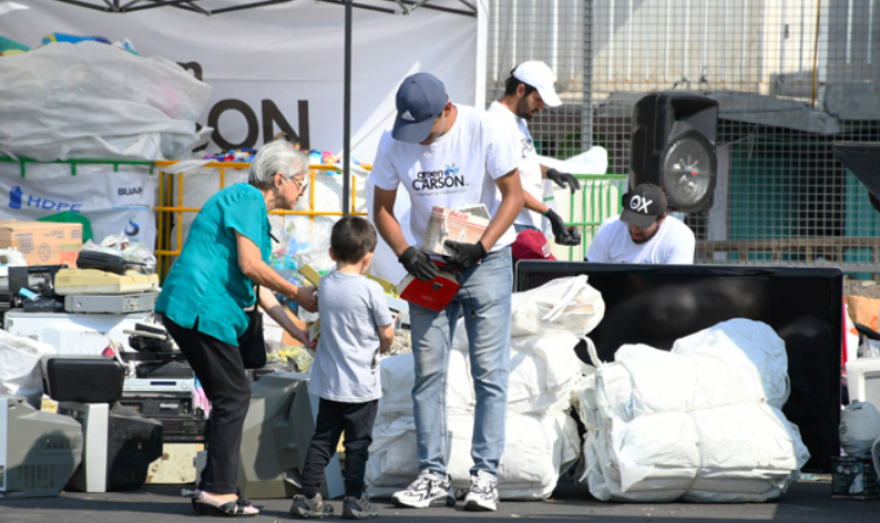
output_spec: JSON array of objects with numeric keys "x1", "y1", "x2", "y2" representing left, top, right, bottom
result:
[{"x1": 486, "y1": 0, "x2": 880, "y2": 275}]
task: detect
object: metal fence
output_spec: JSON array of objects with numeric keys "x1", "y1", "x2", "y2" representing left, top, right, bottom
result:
[{"x1": 486, "y1": 0, "x2": 880, "y2": 275}]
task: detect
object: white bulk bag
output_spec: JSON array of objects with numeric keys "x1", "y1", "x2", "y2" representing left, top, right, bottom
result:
[
  {"x1": 577, "y1": 319, "x2": 809, "y2": 502},
  {"x1": 840, "y1": 401, "x2": 880, "y2": 458},
  {"x1": 510, "y1": 275, "x2": 605, "y2": 337},
  {"x1": 672, "y1": 318, "x2": 790, "y2": 409},
  {"x1": 0, "y1": 42, "x2": 211, "y2": 161},
  {"x1": 0, "y1": 329, "x2": 56, "y2": 397}
]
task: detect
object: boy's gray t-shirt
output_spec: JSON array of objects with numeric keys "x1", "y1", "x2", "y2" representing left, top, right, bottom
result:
[{"x1": 308, "y1": 270, "x2": 393, "y2": 402}]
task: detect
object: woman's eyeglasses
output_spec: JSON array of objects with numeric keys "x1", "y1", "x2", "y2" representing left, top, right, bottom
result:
[{"x1": 292, "y1": 176, "x2": 308, "y2": 193}]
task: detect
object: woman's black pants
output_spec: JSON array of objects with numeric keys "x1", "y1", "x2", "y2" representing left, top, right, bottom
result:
[{"x1": 162, "y1": 315, "x2": 250, "y2": 494}]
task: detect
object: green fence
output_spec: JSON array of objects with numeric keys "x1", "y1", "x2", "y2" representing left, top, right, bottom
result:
[{"x1": 561, "y1": 173, "x2": 627, "y2": 261}]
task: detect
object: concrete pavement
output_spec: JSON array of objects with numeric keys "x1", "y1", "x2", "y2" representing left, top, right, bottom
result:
[{"x1": 1, "y1": 478, "x2": 878, "y2": 523}]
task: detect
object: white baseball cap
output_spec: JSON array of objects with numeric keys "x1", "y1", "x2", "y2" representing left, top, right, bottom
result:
[{"x1": 512, "y1": 61, "x2": 562, "y2": 107}]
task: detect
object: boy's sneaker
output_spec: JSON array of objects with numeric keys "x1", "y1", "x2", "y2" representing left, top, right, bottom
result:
[
  {"x1": 463, "y1": 470, "x2": 499, "y2": 512},
  {"x1": 289, "y1": 493, "x2": 334, "y2": 519},
  {"x1": 342, "y1": 493, "x2": 379, "y2": 519},
  {"x1": 391, "y1": 470, "x2": 456, "y2": 508}
]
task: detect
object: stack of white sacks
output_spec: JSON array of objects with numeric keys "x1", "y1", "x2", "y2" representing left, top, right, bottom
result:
[
  {"x1": 576, "y1": 318, "x2": 811, "y2": 502},
  {"x1": 366, "y1": 276, "x2": 605, "y2": 499}
]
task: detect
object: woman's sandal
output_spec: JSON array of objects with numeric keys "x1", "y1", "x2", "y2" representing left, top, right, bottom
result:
[{"x1": 191, "y1": 491, "x2": 259, "y2": 517}]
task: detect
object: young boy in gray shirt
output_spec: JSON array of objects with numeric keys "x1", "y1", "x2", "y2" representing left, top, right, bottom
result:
[{"x1": 290, "y1": 216, "x2": 395, "y2": 520}]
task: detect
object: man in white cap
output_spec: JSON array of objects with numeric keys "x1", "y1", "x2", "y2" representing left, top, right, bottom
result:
[
  {"x1": 370, "y1": 72, "x2": 523, "y2": 512},
  {"x1": 586, "y1": 183, "x2": 696, "y2": 264},
  {"x1": 489, "y1": 61, "x2": 581, "y2": 246}
]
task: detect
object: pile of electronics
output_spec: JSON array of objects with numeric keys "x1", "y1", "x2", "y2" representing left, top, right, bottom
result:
[{"x1": 0, "y1": 249, "x2": 206, "y2": 497}]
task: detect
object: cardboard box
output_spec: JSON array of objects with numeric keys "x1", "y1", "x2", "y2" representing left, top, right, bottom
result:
[
  {"x1": 280, "y1": 308, "x2": 309, "y2": 347},
  {"x1": 831, "y1": 456, "x2": 880, "y2": 499},
  {"x1": 0, "y1": 220, "x2": 82, "y2": 266},
  {"x1": 845, "y1": 295, "x2": 880, "y2": 333},
  {"x1": 421, "y1": 206, "x2": 489, "y2": 257},
  {"x1": 145, "y1": 443, "x2": 203, "y2": 484}
]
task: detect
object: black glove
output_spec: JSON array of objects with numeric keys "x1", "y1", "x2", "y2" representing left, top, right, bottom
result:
[
  {"x1": 398, "y1": 246, "x2": 440, "y2": 281},
  {"x1": 545, "y1": 209, "x2": 582, "y2": 246},
  {"x1": 545, "y1": 168, "x2": 581, "y2": 193},
  {"x1": 443, "y1": 240, "x2": 487, "y2": 271}
]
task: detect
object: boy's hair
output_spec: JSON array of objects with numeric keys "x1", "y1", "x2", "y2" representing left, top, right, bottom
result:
[{"x1": 331, "y1": 216, "x2": 378, "y2": 264}]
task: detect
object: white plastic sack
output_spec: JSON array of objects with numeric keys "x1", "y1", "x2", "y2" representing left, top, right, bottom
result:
[
  {"x1": 0, "y1": 42, "x2": 211, "y2": 160},
  {"x1": 510, "y1": 275, "x2": 605, "y2": 337},
  {"x1": 0, "y1": 329, "x2": 57, "y2": 397},
  {"x1": 840, "y1": 401, "x2": 880, "y2": 458},
  {"x1": 375, "y1": 351, "x2": 473, "y2": 425},
  {"x1": 577, "y1": 319, "x2": 809, "y2": 503},
  {"x1": 506, "y1": 332, "x2": 586, "y2": 414},
  {"x1": 671, "y1": 319, "x2": 790, "y2": 409},
  {"x1": 367, "y1": 276, "x2": 607, "y2": 499},
  {"x1": 366, "y1": 409, "x2": 580, "y2": 500}
]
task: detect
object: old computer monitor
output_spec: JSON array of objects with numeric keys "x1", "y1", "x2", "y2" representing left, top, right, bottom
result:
[
  {"x1": 237, "y1": 372, "x2": 343, "y2": 499},
  {"x1": 0, "y1": 396, "x2": 83, "y2": 498}
]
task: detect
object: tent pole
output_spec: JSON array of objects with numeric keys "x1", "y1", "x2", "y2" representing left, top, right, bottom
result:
[{"x1": 343, "y1": 0, "x2": 353, "y2": 217}]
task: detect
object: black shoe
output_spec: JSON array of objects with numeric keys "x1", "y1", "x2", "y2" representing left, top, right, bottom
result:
[
  {"x1": 342, "y1": 493, "x2": 379, "y2": 520},
  {"x1": 289, "y1": 493, "x2": 334, "y2": 519},
  {"x1": 192, "y1": 496, "x2": 259, "y2": 517}
]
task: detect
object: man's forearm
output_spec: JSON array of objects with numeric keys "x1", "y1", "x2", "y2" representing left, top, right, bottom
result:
[
  {"x1": 481, "y1": 175, "x2": 524, "y2": 249},
  {"x1": 375, "y1": 206, "x2": 410, "y2": 257},
  {"x1": 523, "y1": 191, "x2": 549, "y2": 214}
]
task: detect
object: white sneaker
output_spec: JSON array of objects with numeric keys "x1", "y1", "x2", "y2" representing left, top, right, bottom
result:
[
  {"x1": 463, "y1": 470, "x2": 499, "y2": 511},
  {"x1": 391, "y1": 470, "x2": 456, "y2": 508}
]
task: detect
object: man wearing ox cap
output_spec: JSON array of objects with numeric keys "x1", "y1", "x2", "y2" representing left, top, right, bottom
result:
[
  {"x1": 489, "y1": 61, "x2": 581, "y2": 246},
  {"x1": 370, "y1": 72, "x2": 523, "y2": 512},
  {"x1": 585, "y1": 183, "x2": 695, "y2": 264}
]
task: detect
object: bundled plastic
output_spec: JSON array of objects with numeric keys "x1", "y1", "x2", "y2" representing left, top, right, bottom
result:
[
  {"x1": 0, "y1": 41, "x2": 211, "y2": 160},
  {"x1": 576, "y1": 319, "x2": 810, "y2": 502},
  {"x1": 0, "y1": 329, "x2": 57, "y2": 403},
  {"x1": 367, "y1": 276, "x2": 604, "y2": 499},
  {"x1": 82, "y1": 233, "x2": 157, "y2": 274},
  {"x1": 840, "y1": 401, "x2": 880, "y2": 458}
]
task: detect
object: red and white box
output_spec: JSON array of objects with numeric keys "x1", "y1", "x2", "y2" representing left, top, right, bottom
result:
[
  {"x1": 398, "y1": 271, "x2": 460, "y2": 312},
  {"x1": 421, "y1": 205, "x2": 490, "y2": 257}
]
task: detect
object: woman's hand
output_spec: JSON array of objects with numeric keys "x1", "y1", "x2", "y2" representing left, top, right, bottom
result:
[
  {"x1": 293, "y1": 285, "x2": 318, "y2": 313},
  {"x1": 292, "y1": 328, "x2": 317, "y2": 350}
]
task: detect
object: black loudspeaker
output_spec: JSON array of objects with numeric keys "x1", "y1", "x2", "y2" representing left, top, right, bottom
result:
[
  {"x1": 42, "y1": 357, "x2": 125, "y2": 403},
  {"x1": 832, "y1": 142, "x2": 880, "y2": 212},
  {"x1": 630, "y1": 92, "x2": 719, "y2": 213}
]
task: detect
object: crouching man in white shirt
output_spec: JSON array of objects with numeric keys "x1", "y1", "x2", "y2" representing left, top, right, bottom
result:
[{"x1": 586, "y1": 183, "x2": 696, "y2": 264}]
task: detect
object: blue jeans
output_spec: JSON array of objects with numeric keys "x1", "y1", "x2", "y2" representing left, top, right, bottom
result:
[{"x1": 408, "y1": 247, "x2": 512, "y2": 477}]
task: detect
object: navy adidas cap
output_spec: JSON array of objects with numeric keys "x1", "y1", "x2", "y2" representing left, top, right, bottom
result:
[{"x1": 392, "y1": 72, "x2": 448, "y2": 143}]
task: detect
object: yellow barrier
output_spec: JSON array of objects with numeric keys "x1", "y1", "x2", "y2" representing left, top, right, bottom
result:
[{"x1": 154, "y1": 161, "x2": 369, "y2": 279}]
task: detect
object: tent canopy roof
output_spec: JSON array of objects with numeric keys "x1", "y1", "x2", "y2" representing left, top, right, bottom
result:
[{"x1": 52, "y1": 0, "x2": 477, "y2": 17}]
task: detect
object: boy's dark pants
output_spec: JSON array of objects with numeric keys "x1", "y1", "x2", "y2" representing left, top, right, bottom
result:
[{"x1": 301, "y1": 398, "x2": 379, "y2": 499}]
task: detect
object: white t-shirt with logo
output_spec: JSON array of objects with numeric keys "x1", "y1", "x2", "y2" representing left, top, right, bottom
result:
[
  {"x1": 487, "y1": 101, "x2": 545, "y2": 231},
  {"x1": 370, "y1": 105, "x2": 519, "y2": 252},
  {"x1": 585, "y1": 215, "x2": 696, "y2": 264}
]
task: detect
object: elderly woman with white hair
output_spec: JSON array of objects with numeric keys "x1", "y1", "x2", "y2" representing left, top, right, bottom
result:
[{"x1": 156, "y1": 140, "x2": 318, "y2": 516}]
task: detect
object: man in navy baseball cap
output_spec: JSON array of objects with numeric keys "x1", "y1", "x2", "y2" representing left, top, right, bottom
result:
[
  {"x1": 392, "y1": 72, "x2": 449, "y2": 144},
  {"x1": 371, "y1": 70, "x2": 524, "y2": 512}
]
